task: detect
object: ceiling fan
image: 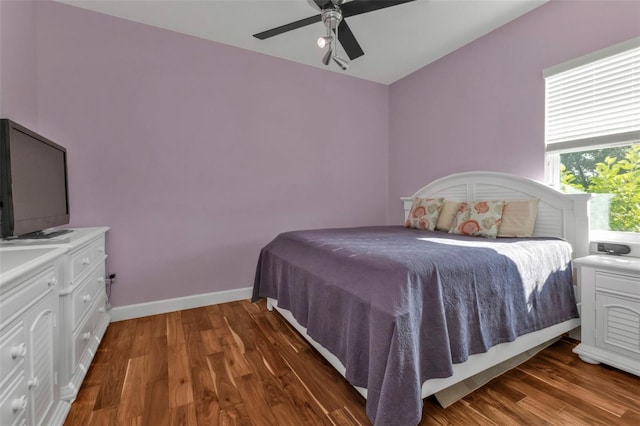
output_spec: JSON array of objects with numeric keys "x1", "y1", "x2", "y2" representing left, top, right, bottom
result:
[{"x1": 253, "y1": 0, "x2": 416, "y2": 70}]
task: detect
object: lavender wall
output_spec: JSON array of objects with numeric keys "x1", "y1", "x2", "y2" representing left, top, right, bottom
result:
[
  {"x1": 0, "y1": 0, "x2": 38, "y2": 127},
  {"x1": 31, "y1": 2, "x2": 389, "y2": 306},
  {"x1": 5, "y1": 0, "x2": 637, "y2": 307},
  {"x1": 388, "y1": 0, "x2": 640, "y2": 222}
]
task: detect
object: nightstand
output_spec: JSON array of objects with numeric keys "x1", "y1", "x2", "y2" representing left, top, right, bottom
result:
[{"x1": 573, "y1": 255, "x2": 640, "y2": 376}]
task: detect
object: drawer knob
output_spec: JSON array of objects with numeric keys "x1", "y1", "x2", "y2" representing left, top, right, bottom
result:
[
  {"x1": 82, "y1": 257, "x2": 91, "y2": 266},
  {"x1": 47, "y1": 277, "x2": 57, "y2": 287},
  {"x1": 10, "y1": 343, "x2": 27, "y2": 359},
  {"x1": 82, "y1": 332, "x2": 92, "y2": 341},
  {"x1": 98, "y1": 248, "x2": 105, "y2": 254},
  {"x1": 82, "y1": 294, "x2": 92, "y2": 303},
  {"x1": 11, "y1": 395, "x2": 27, "y2": 413},
  {"x1": 27, "y1": 377, "x2": 39, "y2": 389},
  {"x1": 98, "y1": 277, "x2": 105, "y2": 284},
  {"x1": 98, "y1": 307, "x2": 105, "y2": 313}
]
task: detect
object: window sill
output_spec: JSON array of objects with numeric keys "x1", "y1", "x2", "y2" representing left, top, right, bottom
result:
[{"x1": 589, "y1": 230, "x2": 640, "y2": 258}]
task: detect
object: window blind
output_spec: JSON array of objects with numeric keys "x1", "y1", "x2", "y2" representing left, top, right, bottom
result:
[{"x1": 545, "y1": 41, "x2": 640, "y2": 153}]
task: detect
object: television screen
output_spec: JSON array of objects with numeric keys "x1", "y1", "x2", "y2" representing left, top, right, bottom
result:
[{"x1": 0, "y1": 119, "x2": 70, "y2": 238}]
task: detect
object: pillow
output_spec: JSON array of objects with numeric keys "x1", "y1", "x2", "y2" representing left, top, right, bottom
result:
[
  {"x1": 405, "y1": 197, "x2": 444, "y2": 231},
  {"x1": 436, "y1": 200, "x2": 460, "y2": 231},
  {"x1": 497, "y1": 199, "x2": 539, "y2": 237},
  {"x1": 449, "y1": 200, "x2": 507, "y2": 238}
]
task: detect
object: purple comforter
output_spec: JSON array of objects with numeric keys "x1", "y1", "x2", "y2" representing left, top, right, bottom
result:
[{"x1": 252, "y1": 226, "x2": 578, "y2": 425}]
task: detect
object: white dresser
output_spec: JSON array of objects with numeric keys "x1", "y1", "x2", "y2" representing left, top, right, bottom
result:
[
  {"x1": 0, "y1": 227, "x2": 110, "y2": 425},
  {"x1": 45, "y1": 228, "x2": 111, "y2": 400},
  {"x1": 0, "y1": 247, "x2": 69, "y2": 426},
  {"x1": 574, "y1": 255, "x2": 640, "y2": 376}
]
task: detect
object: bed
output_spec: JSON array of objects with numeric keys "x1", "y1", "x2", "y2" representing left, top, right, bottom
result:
[{"x1": 252, "y1": 171, "x2": 591, "y2": 426}]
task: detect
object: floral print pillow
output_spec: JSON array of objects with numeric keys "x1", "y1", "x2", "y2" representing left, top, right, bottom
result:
[
  {"x1": 449, "y1": 200, "x2": 507, "y2": 238},
  {"x1": 405, "y1": 197, "x2": 444, "y2": 231}
]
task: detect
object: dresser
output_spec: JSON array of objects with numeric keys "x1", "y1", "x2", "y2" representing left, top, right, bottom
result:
[
  {"x1": 0, "y1": 227, "x2": 110, "y2": 425},
  {"x1": 0, "y1": 247, "x2": 69, "y2": 426},
  {"x1": 47, "y1": 228, "x2": 111, "y2": 400},
  {"x1": 573, "y1": 255, "x2": 640, "y2": 376}
]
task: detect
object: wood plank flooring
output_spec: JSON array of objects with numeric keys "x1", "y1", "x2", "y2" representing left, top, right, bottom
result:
[{"x1": 65, "y1": 300, "x2": 640, "y2": 425}]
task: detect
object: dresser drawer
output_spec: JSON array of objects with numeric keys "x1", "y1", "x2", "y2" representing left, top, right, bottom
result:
[
  {"x1": 72, "y1": 315, "x2": 94, "y2": 374},
  {"x1": 595, "y1": 271, "x2": 640, "y2": 298},
  {"x1": 0, "y1": 323, "x2": 26, "y2": 389},
  {"x1": 69, "y1": 235, "x2": 106, "y2": 282},
  {"x1": 0, "y1": 266, "x2": 57, "y2": 326},
  {"x1": 0, "y1": 375, "x2": 28, "y2": 426},
  {"x1": 70, "y1": 264, "x2": 106, "y2": 328},
  {"x1": 92, "y1": 293, "x2": 109, "y2": 334}
]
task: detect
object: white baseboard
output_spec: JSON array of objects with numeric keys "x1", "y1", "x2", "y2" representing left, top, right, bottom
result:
[{"x1": 108, "y1": 287, "x2": 253, "y2": 322}]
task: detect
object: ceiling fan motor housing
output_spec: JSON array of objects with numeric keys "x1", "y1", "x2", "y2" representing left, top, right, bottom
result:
[{"x1": 321, "y1": 9, "x2": 342, "y2": 29}]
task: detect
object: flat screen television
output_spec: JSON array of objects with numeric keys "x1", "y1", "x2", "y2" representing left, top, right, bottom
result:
[{"x1": 0, "y1": 119, "x2": 70, "y2": 239}]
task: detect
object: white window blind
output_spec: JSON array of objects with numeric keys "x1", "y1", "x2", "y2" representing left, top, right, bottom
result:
[{"x1": 545, "y1": 39, "x2": 640, "y2": 153}]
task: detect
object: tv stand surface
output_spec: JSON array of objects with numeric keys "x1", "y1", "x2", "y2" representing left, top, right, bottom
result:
[
  {"x1": 14, "y1": 229, "x2": 73, "y2": 239},
  {"x1": 1, "y1": 229, "x2": 74, "y2": 247}
]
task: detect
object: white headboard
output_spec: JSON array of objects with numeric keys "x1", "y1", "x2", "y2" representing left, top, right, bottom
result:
[{"x1": 401, "y1": 171, "x2": 591, "y2": 258}]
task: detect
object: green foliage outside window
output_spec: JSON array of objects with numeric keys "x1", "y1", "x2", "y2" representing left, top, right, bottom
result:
[{"x1": 561, "y1": 144, "x2": 640, "y2": 233}]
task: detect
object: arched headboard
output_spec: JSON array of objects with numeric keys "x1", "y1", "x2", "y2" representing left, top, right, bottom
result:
[{"x1": 401, "y1": 171, "x2": 591, "y2": 258}]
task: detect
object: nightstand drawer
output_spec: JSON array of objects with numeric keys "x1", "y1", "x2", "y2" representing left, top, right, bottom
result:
[
  {"x1": 595, "y1": 293, "x2": 640, "y2": 360},
  {"x1": 595, "y1": 271, "x2": 640, "y2": 297},
  {"x1": 70, "y1": 264, "x2": 105, "y2": 328}
]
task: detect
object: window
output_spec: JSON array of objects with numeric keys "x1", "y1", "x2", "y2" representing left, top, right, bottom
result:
[{"x1": 544, "y1": 37, "x2": 640, "y2": 240}]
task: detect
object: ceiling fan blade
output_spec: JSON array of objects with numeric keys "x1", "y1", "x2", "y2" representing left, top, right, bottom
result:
[
  {"x1": 337, "y1": 20, "x2": 364, "y2": 60},
  {"x1": 311, "y1": 0, "x2": 333, "y2": 10},
  {"x1": 253, "y1": 14, "x2": 321, "y2": 40},
  {"x1": 341, "y1": 0, "x2": 416, "y2": 18}
]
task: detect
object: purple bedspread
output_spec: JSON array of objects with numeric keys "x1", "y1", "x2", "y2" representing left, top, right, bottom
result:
[{"x1": 252, "y1": 226, "x2": 578, "y2": 425}]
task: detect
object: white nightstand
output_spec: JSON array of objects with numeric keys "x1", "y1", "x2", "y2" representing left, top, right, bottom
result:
[{"x1": 573, "y1": 255, "x2": 640, "y2": 376}]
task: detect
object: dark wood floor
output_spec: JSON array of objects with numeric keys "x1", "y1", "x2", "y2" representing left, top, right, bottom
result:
[{"x1": 64, "y1": 299, "x2": 640, "y2": 425}]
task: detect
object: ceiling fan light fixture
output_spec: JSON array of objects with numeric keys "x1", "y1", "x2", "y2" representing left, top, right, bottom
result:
[
  {"x1": 317, "y1": 35, "x2": 333, "y2": 48},
  {"x1": 322, "y1": 48, "x2": 333, "y2": 65},
  {"x1": 332, "y1": 56, "x2": 349, "y2": 70}
]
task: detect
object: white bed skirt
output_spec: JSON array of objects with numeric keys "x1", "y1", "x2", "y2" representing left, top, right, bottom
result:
[{"x1": 267, "y1": 297, "x2": 580, "y2": 401}]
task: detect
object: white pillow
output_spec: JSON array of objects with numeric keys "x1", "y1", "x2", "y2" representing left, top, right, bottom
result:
[
  {"x1": 436, "y1": 200, "x2": 460, "y2": 231},
  {"x1": 497, "y1": 199, "x2": 539, "y2": 237}
]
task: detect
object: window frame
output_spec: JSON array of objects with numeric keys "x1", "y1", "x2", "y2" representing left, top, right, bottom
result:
[{"x1": 543, "y1": 37, "x2": 640, "y2": 251}]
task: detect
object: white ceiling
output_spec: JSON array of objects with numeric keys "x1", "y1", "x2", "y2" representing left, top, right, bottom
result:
[{"x1": 57, "y1": 0, "x2": 548, "y2": 85}]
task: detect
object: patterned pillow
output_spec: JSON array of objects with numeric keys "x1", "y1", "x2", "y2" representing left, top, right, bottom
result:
[
  {"x1": 449, "y1": 200, "x2": 507, "y2": 238},
  {"x1": 498, "y1": 199, "x2": 539, "y2": 237},
  {"x1": 405, "y1": 197, "x2": 444, "y2": 231},
  {"x1": 436, "y1": 200, "x2": 460, "y2": 231}
]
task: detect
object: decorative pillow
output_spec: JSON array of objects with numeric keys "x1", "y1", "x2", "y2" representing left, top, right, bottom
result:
[
  {"x1": 436, "y1": 200, "x2": 460, "y2": 231},
  {"x1": 449, "y1": 200, "x2": 507, "y2": 238},
  {"x1": 497, "y1": 199, "x2": 539, "y2": 237},
  {"x1": 405, "y1": 197, "x2": 444, "y2": 231}
]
